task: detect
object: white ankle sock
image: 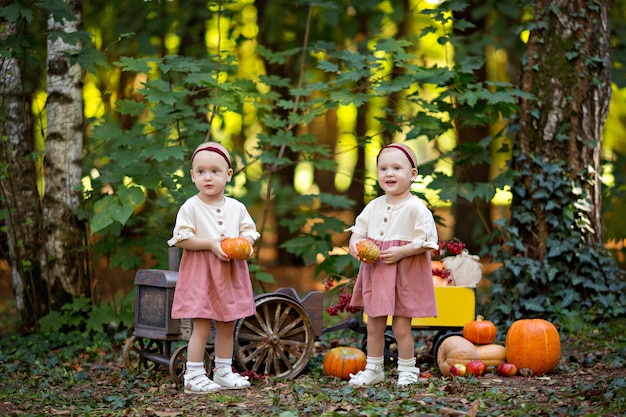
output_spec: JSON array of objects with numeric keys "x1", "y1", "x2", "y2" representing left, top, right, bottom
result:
[
  {"x1": 366, "y1": 356, "x2": 384, "y2": 371},
  {"x1": 214, "y1": 356, "x2": 233, "y2": 370},
  {"x1": 397, "y1": 357, "x2": 416, "y2": 368},
  {"x1": 186, "y1": 361, "x2": 205, "y2": 373}
]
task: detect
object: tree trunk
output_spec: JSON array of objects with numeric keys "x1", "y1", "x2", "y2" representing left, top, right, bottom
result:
[
  {"x1": 515, "y1": 0, "x2": 611, "y2": 259},
  {"x1": 452, "y1": 7, "x2": 491, "y2": 254},
  {"x1": 0, "y1": 20, "x2": 46, "y2": 327},
  {"x1": 44, "y1": 0, "x2": 89, "y2": 304}
]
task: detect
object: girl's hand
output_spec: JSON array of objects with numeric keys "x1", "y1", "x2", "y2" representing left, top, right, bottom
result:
[
  {"x1": 349, "y1": 238, "x2": 364, "y2": 260},
  {"x1": 214, "y1": 237, "x2": 230, "y2": 262},
  {"x1": 380, "y1": 244, "x2": 426, "y2": 264},
  {"x1": 243, "y1": 236, "x2": 255, "y2": 257},
  {"x1": 380, "y1": 247, "x2": 401, "y2": 264}
]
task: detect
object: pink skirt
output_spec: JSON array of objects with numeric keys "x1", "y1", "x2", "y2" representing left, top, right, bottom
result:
[
  {"x1": 350, "y1": 239, "x2": 438, "y2": 319},
  {"x1": 171, "y1": 249, "x2": 256, "y2": 322}
]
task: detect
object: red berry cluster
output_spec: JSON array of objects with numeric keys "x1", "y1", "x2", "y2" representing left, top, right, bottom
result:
[
  {"x1": 326, "y1": 291, "x2": 360, "y2": 316},
  {"x1": 239, "y1": 369, "x2": 266, "y2": 380},
  {"x1": 435, "y1": 237, "x2": 466, "y2": 258},
  {"x1": 445, "y1": 238, "x2": 466, "y2": 256},
  {"x1": 323, "y1": 277, "x2": 335, "y2": 291},
  {"x1": 432, "y1": 266, "x2": 451, "y2": 279}
]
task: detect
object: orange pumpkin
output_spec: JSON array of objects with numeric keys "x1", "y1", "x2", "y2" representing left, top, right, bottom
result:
[
  {"x1": 432, "y1": 275, "x2": 451, "y2": 287},
  {"x1": 505, "y1": 318, "x2": 561, "y2": 375},
  {"x1": 431, "y1": 260, "x2": 451, "y2": 286},
  {"x1": 463, "y1": 315, "x2": 497, "y2": 345},
  {"x1": 322, "y1": 347, "x2": 367, "y2": 380},
  {"x1": 221, "y1": 237, "x2": 252, "y2": 260},
  {"x1": 431, "y1": 260, "x2": 445, "y2": 272},
  {"x1": 356, "y1": 240, "x2": 380, "y2": 264},
  {"x1": 436, "y1": 335, "x2": 479, "y2": 376}
]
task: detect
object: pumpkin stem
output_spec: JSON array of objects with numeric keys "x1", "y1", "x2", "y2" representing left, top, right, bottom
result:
[{"x1": 476, "y1": 315, "x2": 484, "y2": 321}]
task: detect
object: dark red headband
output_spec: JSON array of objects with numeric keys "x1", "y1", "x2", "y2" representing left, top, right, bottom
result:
[
  {"x1": 191, "y1": 146, "x2": 231, "y2": 168},
  {"x1": 377, "y1": 144, "x2": 416, "y2": 168}
]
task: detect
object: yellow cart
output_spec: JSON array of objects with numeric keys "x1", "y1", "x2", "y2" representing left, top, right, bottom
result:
[{"x1": 323, "y1": 286, "x2": 476, "y2": 366}]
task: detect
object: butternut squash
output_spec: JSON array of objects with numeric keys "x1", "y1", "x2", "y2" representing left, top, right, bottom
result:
[
  {"x1": 436, "y1": 336, "x2": 479, "y2": 377},
  {"x1": 475, "y1": 343, "x2": 507, "y2": 368}
]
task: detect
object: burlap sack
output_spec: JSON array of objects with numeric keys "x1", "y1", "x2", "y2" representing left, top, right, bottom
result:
[{"x1": 441, "y1": 249, "x2": 482, "y2": 287}]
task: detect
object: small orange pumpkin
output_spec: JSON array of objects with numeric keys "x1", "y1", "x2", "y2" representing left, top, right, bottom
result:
[
  {"x1": 463, "y1": 315, "x2": 497, "y2": 345},
  {"x1": 322, "y1": 347, "x2": 367, "y2": 380},
  {"x1": 356, "y1": 240, "x2": 380, "y2": 264},
  {"x1": 431, "y1": 260, "x2": 451, "y2": 286},
  {"x1": 221, "y1": 237, "x2": 252, "y2": 260},
  {"x1": 432, "y1": 275, "x2": 451, "y2": 287},
  {"x1": 505, "y1": 318, "x2": 561, "y2": 375}
]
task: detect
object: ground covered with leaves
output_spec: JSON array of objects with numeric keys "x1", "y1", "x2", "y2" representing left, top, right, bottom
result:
[{"x1": 0, "y1": 319, "x2": 625, "y2": 417}]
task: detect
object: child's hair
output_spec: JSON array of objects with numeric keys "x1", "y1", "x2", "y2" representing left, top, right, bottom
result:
[
  {"x1": 376, "y1": 143, "x2": 417, "y2": 168},
  {"x1": 191, "y1": 142, "x2": 232, "y2": 168}
]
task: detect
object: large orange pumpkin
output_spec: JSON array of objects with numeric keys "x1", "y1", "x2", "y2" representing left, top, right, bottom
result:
[
  {"x1": 356, "y1": 240, "x2": 380, "y2": 264},
  {"x1": 221, "y1": 237, "x2": 252, "y2": 260},
  {"x1": 322, "y1": 347, "x2": 367, "y2": 380},
  {"x1": 436, "y1": 335, "x2": 479, "y2": 376},
  {"x1": 505, "y1": 318, "x2": 561, "y2": 375},
  {"x1": 463, "y1": 315, "x2": 497, "y2": 345}
]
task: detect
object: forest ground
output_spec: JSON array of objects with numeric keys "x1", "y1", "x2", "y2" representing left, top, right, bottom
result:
[{"x1": 1, "y1": 320, "x2": 625, "y2": 417}]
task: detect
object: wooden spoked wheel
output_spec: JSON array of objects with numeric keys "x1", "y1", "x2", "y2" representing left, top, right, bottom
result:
[
  {"x1": 169, "y1": 343, "x2": 214, "y2": 385},
  {"x1": 234, "y1": 294, "x2": 315, "y2": 378},
  {"x1": 432, "y1": 330, "x2": 463, "y2": 359},
  {"x1": 360, "y1": 331, "x2": 398, "y2": 367},
  {"x1": 123, "y1": 335, "x2": 162, "y2": 371}
]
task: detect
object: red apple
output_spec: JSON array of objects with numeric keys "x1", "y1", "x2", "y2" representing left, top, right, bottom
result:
[
  {"x1": 497, "y1": 362, "x2": 518, "y2": 377},
  {"x1": 450, "y1": 363, "x2": 466, "y2": 376},
  {"x1": 465, "y1": 360, "x2": 487, "y2": 377}
]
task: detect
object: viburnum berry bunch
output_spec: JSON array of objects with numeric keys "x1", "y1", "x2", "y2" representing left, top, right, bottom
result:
[
  {"x1": 324, "y1": 277, "x2": 360, "y2": 317},
  {"x1": 239, "y1": 369, "x2": 266, "y2": 380},
  {"x1": 434, "y1": 237, "x2": 466, "y2": 259},
  {"x1": 431, "y1": 263, "x2": 452, "y2": 280}
]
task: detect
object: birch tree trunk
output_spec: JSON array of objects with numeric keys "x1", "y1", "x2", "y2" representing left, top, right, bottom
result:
[
  {"x1": 44, "y1": 0, "x2": 89, "y2": 301},
  {"x1": 0, "y1": 20, "x2": 46, "y2": 326}
]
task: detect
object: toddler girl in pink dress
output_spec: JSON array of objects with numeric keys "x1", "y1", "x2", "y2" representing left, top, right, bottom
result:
[
  {"x1": 346, "y1": 143, "x2": 438, "y2": 387},
  {"x1": 168, "y1": 142, "x2": 259, "y2": 394}
]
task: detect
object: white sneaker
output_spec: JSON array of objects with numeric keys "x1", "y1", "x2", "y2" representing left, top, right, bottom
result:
[
  {"x1": 213, "y1": 367, "x2": 251, "y2": 390},
  {"x1": 183, "y1": 369, "x2": 221, "y2": 394},
  {"x1": 348, "y1": 363, "x2": 384, "y2": 387}
]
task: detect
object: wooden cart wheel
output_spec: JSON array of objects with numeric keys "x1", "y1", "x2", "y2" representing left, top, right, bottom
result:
[
  {"x1": 431, "y1": 330, "x2": 463, "y2": 359},
  {"x1": 360, "y1": 331, "x2": 398, "y2": 367},
  {"x1": 234, "y1": 294, "x2": 315, "y2": 378},
  {"x1": 168, "y1": 343, "x2": 214, "y2": 385},
  {"x1": 123, "y1": 335, "x2": 162, "y2": 371}
]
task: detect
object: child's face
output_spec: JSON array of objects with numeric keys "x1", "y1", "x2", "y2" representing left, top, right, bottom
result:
[
  {"x1": 190, "y1": 151, "x2": 233, "y2": 202},
  {"x1": 377, "y1": 147, "x2": 417, "y2": 199}
]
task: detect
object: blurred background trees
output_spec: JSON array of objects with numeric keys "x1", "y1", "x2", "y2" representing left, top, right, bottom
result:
[{"x1": 0, "y1": 0, "x2": 624, "y2": 331}]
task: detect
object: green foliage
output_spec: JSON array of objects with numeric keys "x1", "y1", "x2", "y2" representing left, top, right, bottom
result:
[
  {"x1": 603, "y1": 151, "x2": 626, "y2": 256},
  {"x1": 484, "y1": 153, "x2": 626, "y2": 326},
  {"x1": 39, "y1": 294, "x2": 134, "y2": 335},
  {"x1": 82, "y1": 1, "x2": 526, "y2": 291},
  {"x1": 3, "y1": 0, "x2": 623, "y2": 332}
]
